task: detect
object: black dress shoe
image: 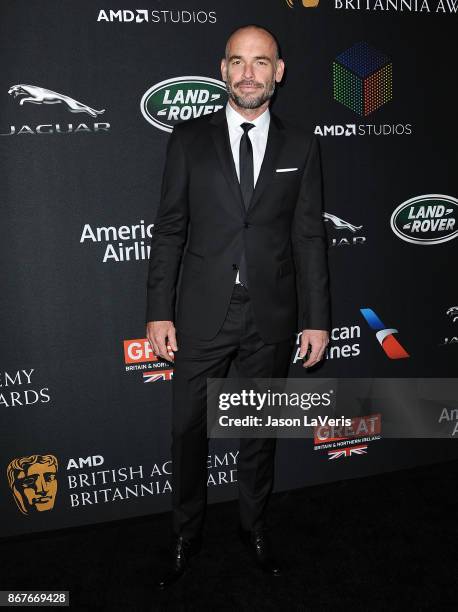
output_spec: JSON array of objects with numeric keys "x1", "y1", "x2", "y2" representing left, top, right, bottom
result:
[
  {"x1": 157, "y1": 535, "x2": 201, "y2": 590},
  {"x1": 238, "y1": 525, "x2": 282, "y2": 576}
]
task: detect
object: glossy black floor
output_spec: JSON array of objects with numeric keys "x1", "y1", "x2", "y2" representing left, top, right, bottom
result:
[{"x1": 2, "y1": 459, "x2": 457, "y2": 611}]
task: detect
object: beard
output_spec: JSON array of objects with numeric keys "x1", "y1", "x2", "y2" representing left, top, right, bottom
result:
[{"x1": 226, "y1": 75, "x2": 276, "y2": 109}]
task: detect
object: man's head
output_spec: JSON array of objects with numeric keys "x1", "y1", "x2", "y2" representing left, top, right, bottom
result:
[
  {"x1": 221, "y1": 25, "x2": 285, "y2": 111},
  {"x1": 7, "y1": 454, "x2": 58, "y2": 515}
]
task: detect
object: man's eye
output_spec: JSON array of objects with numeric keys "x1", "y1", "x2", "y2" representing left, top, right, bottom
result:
[
  {"x1": 21, "y1": 477, "x2": 36, "y2": 487},
  {"x1": 257, "y1": 61, "x2": 267, "y2": 65}
]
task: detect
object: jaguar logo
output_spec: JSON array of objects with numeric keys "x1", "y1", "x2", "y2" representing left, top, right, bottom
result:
[
  {"x1": 8, "y1": 84, "x2": 105, "y2": 118},
  {"x1": 446, "y1": 307, "x2": 458, "y2": 324},
  {"x1": 323, "y1": 212, "x2": 363, "y2": 233}
]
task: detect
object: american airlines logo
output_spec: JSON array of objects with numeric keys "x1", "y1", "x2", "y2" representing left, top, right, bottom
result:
[{"x1": 360, "y1": 308, "x2": 410, "y2": 359}]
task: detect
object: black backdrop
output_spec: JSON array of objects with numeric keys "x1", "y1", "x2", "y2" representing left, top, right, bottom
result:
[{"x1": 1, "y1": 0, "x2": 457, "y2": 538}]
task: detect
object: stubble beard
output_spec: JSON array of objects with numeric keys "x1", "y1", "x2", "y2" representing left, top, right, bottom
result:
[{"x1": 226, "y1": 74, "x2": 276, "y2": 110}]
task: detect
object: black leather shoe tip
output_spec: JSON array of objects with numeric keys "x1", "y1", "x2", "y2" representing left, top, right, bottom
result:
[
  {"x1": 156, "y1": 535, "x2": 201, "y2": 590},
  {"x1": 157, "y1": 566, "x2": 188, "y2": 590},
  {"x1": 238, "y1": 525, "x2": 282, "y2": 577}
]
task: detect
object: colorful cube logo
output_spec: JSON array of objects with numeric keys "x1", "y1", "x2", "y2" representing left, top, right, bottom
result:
[{"x1": 333, "y1": 42, "x2": 393, "y2": 116}]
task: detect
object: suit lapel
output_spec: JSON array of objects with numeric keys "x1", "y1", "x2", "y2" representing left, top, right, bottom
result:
[
  {"x1": 209, "y1": 108, "x2": 286, "y2": 217},
  {"x1": 247, "y1": 113, "x2": 285, "y2": 215},
  {"x1": 210, "y1": 109, "x2": 246, "y2": 217}
]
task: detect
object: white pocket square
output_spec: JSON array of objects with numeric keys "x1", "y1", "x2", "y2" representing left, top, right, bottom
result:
[{"x1": 275, "y1": 167, "x2": 298, "y2": 173}]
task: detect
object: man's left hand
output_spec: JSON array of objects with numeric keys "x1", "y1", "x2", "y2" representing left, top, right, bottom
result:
[{"x1": 299, "y1": 329, "x2": 329, "y2": 368}]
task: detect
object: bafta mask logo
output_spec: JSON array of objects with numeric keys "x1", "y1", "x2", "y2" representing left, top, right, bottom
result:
[
  {"x1": 7, "y1": 454, "x2": 58, "y2": 515},
  {"x1": 285, "y1": 0, "x2": 320, "y2": 7}
]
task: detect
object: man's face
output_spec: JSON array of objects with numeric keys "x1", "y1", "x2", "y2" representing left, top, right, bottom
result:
[
  {"x1": 14, "y1": 463, "x2": 57, "y2": 513},
  {"x1": 221, "y1": 28, "x2": 285, "y2": 110}
]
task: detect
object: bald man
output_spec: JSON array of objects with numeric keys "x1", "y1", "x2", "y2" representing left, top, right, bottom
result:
[{"x1": 146, "y1": 24, "x2": 330, "y2": 589}]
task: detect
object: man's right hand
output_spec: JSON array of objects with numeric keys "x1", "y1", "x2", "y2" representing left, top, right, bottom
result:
[{"x1": 146, "y1": 321, "x2": 178, "y2": 362}]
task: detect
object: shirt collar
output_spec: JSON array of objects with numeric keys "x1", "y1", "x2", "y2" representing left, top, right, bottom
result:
[{"x1": 225, "y1": 101, "x2": 270, "y2": 133}]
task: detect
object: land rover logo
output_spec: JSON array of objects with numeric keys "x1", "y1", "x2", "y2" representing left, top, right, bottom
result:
[
  {"x1": 140, "y1": 76, "x2": 227, "y2": 133},
  {"x1": 390, "y1": 194, "x2": 458, "y2": 245}
]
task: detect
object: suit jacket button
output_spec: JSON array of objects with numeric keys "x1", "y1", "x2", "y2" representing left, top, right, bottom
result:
[{"x1": 244, "y1": 222, "x2": 249, "y2": 228}]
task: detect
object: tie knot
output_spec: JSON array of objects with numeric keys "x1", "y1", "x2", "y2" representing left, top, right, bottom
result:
[{"x1": 240, "y1": 122, "x2": 255, "y2": 134}]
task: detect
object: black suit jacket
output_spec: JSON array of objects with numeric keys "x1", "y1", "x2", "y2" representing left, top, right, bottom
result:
[{"x1": 145, "y1": 107, "x2": 331, "y2": 343}]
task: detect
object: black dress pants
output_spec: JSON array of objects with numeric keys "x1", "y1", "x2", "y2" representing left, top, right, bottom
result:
[{"x1": 171, "y1": 283, "x2": 295, "y2": 539}]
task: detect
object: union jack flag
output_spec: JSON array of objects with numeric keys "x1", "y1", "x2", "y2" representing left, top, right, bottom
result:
[
  {"x1": 328, "y1": 444, "x2": 368, "y2": 460},
  {"x1": 143, "y1": 369, "x2": 174, "y2": 383}
]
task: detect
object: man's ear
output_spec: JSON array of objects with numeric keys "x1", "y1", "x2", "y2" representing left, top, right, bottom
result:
[
  {"x1": 221, "y1": 58, "x2": 227, "y2": 82},
  {"x1": 275, "y1": 59, "x2": 285, "y2": 83}
]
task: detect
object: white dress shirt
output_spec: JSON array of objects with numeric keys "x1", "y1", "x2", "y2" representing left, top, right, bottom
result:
[{"x1": 225, "y1": 102, "x2": 270, "y2": 284}]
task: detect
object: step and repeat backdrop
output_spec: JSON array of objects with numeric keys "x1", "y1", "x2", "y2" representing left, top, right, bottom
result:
[{"x1": 1, "y1": 1, "x2": 457, "y2": 538}]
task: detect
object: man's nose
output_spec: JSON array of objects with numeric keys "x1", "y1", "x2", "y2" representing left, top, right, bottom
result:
[
  {"x1": 35, "y1": 476, "x2": 46, "y2": 493},
  {"x1": 242, "y1": 64, "x2": 254, "y2": 79}
]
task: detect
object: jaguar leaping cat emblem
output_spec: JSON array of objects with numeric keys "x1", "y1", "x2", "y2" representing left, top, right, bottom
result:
[
  {"x1": 323, "y1": 212, "x2": 363, "y2": 233},
  {"x1": 8, "y1": 85, "x2": 105, "y2": 118},
  {"x1": 446, "y1": 306, "x2": 458, "y2": 324}
]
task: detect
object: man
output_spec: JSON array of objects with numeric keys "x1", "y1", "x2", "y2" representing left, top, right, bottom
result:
[
  {"x1": 7, "y1": 454, "x2": 58, "y2": 515},
  {"x1": 146, "y1": 24, "x2": 330, "y2": 589}
]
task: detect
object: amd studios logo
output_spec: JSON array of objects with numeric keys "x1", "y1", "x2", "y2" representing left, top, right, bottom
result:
[
  {"x1": 141, "y1": 76, "x2": 227, "y2": 133},
  {"x1": 97, "y1": 9, "x2": 217, "y2": 24},
  {"x1": 315, "y1": 42, "x2": 412, "y2": 138}
]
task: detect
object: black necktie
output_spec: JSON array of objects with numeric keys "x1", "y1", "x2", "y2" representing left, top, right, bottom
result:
[
  {"x1": 239, "y1": 122, "x2": 255, "y2": 210},
  {"x1": 238, "y1": 122, "x2": 255, "y2": 288}
]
